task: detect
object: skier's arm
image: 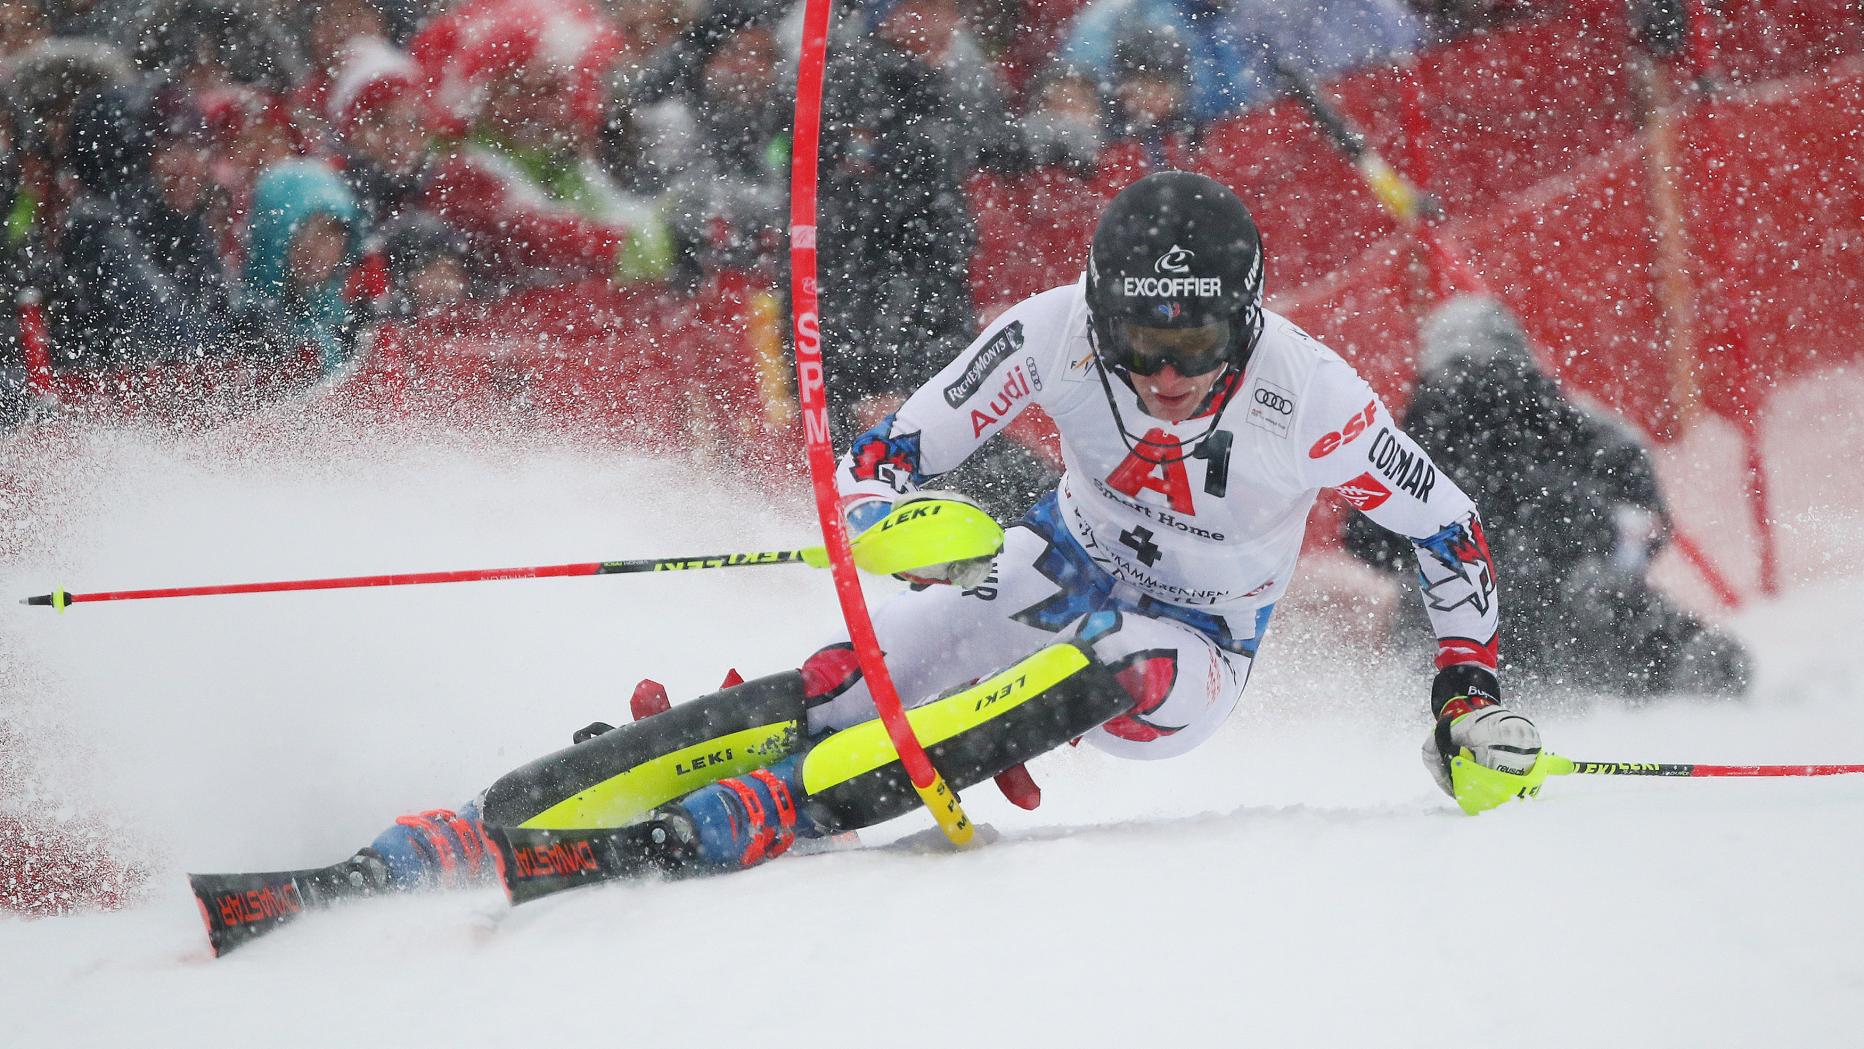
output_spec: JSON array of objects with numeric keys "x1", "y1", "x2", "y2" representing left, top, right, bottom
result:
[
  {"x1": 1297, "y1": 360, "x2": 1541, "y2": 798},
  {"x1": 1299, "y1": 374, "x2": 1498, "y2": 674},
  {"x1": 836, "y1": 290, "x2": 1063, "y2": 533}
]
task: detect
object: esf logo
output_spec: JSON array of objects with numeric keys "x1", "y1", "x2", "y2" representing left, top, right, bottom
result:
[
  {"x1": 1307, "y1": 401, "x2": 1376, "y2": 459},
  {"x1": 1253, "y1": 388, "x2": 1292, "y2": 414}
]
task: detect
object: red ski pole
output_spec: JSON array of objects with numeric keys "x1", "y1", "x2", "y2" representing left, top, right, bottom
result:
[
  {"x1": 21, "y1": 548, "x2": 825, "y2": 610},
  {"x1": 1551, "y1": 757, "x2": 1864, "y2": 779},
  {"x1": 1453, "y1": 751, "x2": 1864, "y2": 814}
]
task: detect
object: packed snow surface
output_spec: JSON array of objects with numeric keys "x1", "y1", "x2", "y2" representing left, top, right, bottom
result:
[{"x1": 3, "y1": 407, "x2": 1861, "y2": 1048}]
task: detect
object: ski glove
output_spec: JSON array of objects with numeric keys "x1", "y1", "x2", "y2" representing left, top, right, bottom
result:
[
  {"x1": 1423, "y1": 664, "x2": 1541, "y2": 798},
  {"x1": 888, "y1": 491, "x2": 999, "y2": 589}
]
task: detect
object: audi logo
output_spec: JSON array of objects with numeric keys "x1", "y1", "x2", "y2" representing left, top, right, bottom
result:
[{"x1": 1254, "y1": 389, "x2": 1293, "y2": 414}]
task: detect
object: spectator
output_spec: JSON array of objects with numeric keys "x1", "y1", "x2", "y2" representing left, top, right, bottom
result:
[
  {"x1": 872, "y1": 0, "x2": 1013, "y2": 125},
  {"x1": 818, "y1": 0, "x2": 1026, "y2": 411},
  {"x1": 1407, "y1": 0, "x2": 1538, "y2": 44},
  {"x1": 1019, "y1": 61, "x2": 1101, "y2": 176},
  {"x1": 0, "y1": 41, "x2": 148, "y2": 368},
  {"x1": 0, "y1": 93, "x2": 26, "y2": 425},
  {"x1": 1059, "y1": 0, "x2": 1273, "y2": 123},
  {"x1": 612, "y1": 0, "x2": 763, "y2": 199},
  {"x1": 1106, "y1": 24, "x2": 1196, "y2": 168},
  {"x1": 133, "y1": 0, "x2": 305, "y2": 97},
  {"x1": 39, "y1": 0, "x2": 148, "y2": 51},
  {"x1": 289, "y1": 0, "x2": 395, "y2": 146},
  {"x1": 411, "y1": 0, "x2": 622, "y2": 135},
  {"x1": 994, "y1": 0, "x2": 1096, "y2": 106},
  {"x1": 1232, "y1": 0, "x2": 1423, "y2": 83},
  {"x1": 607, "y1": 0, "x2": 700, "y2": 99},
  {"x1": 0, "y1": 0, "x2": 50, "y2": 59},
  {"x1": 328, "y1": 37, "x2": 431, "y2": 227},
  {"x1": 47, "y1": 90, "x2": 196, "y2": 368},
  {"x1": 415, "y1": 0, "x2": 674, "y2": 290},
  {"x1": 241, "y1": 158, "x2": 364, "y2": 376},
  {"x1": 813, "y1": 0, "x2": 1053, "y2": 520},
  {"x1": 194, "y1": 83, "x2": 301, "y2": 263},
  {"x1": 1343, "y1": 295, "x2": 1751, "y2": 697},
  {"x1": 378, "y1": 210, "x2": 469, "y2": 320},
  {"x1": 138, "y1": 96, "x2": 238, "y2": 345},
  {"x1": 1, "y1": 37, "x2": 139, "y2": 170},
  {"x1": 1060, "y1": 0, "x2": 1423, "y2": 125},
  {"x1": 661, "y1": 13, "x2": 789, "y2": 286}
]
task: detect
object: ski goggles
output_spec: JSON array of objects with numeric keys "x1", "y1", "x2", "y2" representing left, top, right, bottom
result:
[{"x1": 1107, "y1": 319, "x2": 1235, "y2": 377}]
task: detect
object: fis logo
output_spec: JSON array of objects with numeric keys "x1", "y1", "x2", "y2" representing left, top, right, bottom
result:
[{"x1": 1155, "y1": 245, "x2": 1194, "y2": 274}]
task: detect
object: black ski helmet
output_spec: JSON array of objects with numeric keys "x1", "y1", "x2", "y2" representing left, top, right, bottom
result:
[{"x1": 1085, "y1": 170, "x2": 1265, "y2": 387}]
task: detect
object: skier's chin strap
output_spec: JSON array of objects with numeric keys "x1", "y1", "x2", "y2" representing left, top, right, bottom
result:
[{"x1": 1093, "y1": 357, "x2": 1239, "y2": 466}]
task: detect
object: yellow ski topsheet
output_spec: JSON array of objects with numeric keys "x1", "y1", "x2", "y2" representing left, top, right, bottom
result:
[
  {"x1": 519, "y1": 721, "x2": 799, "y2": 830},
  {"x1": 801, "y1": 643, "x2": 1090, "y2": 796}
]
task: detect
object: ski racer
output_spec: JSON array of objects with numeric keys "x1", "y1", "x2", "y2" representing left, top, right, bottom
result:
[{"x1": 196, "y1": 171, "x2": 1541, "y2": 947}]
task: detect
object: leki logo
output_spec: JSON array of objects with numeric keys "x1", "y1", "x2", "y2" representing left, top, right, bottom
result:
[{"x1": 1156, "y1": 245, "x2": 1194, "y2": 274}]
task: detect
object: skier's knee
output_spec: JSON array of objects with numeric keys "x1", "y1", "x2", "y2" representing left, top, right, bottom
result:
[{"x1": 798, "y1": 642, "x2": 870, "y2": 737}]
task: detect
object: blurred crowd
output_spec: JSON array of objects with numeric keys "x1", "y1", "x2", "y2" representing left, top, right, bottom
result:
[{"x1": 0, "y1": 0, "x2": 1541, "y2": 428}]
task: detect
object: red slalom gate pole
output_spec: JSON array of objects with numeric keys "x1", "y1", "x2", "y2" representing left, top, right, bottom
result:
[{"x1": 787, "y1": 0, "x2": 971, "y2": 846}]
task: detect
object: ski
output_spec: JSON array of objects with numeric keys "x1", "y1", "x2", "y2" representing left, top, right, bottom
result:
[
  {"x1": 188, "y1": 853, "x2": 386, "y2": 957},
  {"x1": 482, "y1": 813, "x2": 699, "y2": 906}
]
